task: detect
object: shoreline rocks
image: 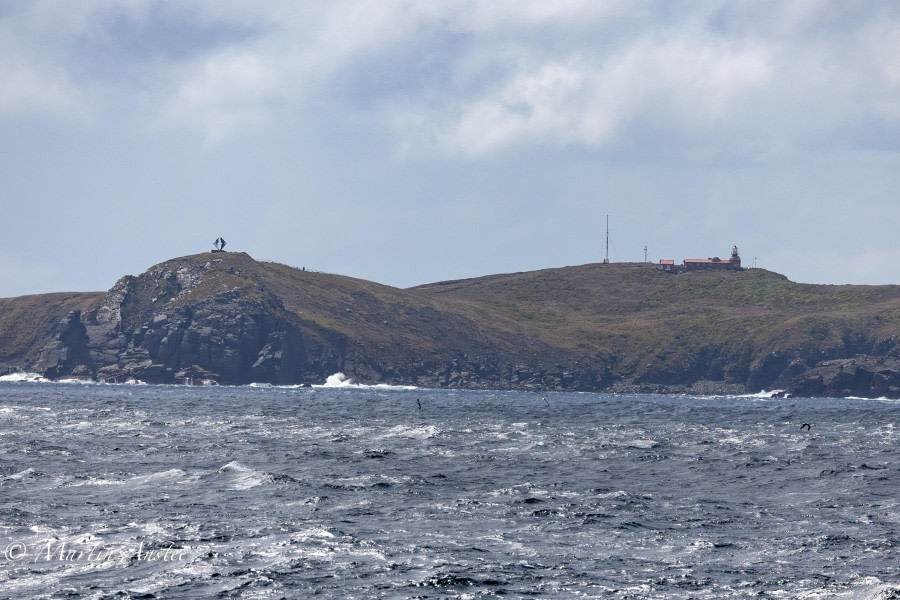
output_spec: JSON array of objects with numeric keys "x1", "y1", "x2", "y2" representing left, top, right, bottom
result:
[{"x1": 787, "y1": 355, "x2": 900, "y2": 399}]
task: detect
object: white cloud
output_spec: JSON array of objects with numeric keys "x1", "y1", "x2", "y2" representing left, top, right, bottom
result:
[
  {"x1": 402, "y1": 33, "x2": 772, "y2": 158},
  {"x1": 0, "y1": 57, "x2": 87, "y2": 119},
  {"x1": 160, "y1": 48, "x2": 285, "y2": 143},
  {"x1": 154, "y1": 0, "x2": 437, "y2": 142},
  {"x1": 384, "y1": 3, "x2": 900, "y2": 159},
  {"x1": 3, "y1": 1, "x2": 898, "y2": 156},
  {"x1": 452, "y1": 0, "x2": 631, "y2": 31}
]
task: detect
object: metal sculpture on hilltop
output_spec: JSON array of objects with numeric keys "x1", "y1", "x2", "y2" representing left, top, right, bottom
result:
[{"x1": 213, "y1": 237, "x2": 227, "y2": 252}]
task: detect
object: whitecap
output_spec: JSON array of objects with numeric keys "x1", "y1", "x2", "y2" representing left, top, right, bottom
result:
[
  {"x1": 292, "y1": 528, "x2": 335, "y2": 542},
  {"x1": 217, "y1": 461, "x2": 272, "y2": 490},
  {"x1": 3, "y1": 467, "x2": 36, "y2": 482},
  {"x1": 0, "y1": 372, "x2": 48, "y2": 383},
  {"x1": 626, "y1": 439, "x2": 659, "y2": 449},
  {"x1": 368, "y1": 383, "x2": 418, "y2": 389},
  {"x1": 313, "y1": 372, "x2": 418, "y2": 390},
  {"x1": 65, "y1": 476, "x2": 125, "y2": 487},
  {"x1": 739, "y1": 389, "x2": 787, "y2": 399},
  {"x1": 380, "y1": 424, "x2": 440, "y2": 440},
  {"x1": 820, "y1": 578, "x2": 900, "y2": 600},
  {"x1": 126, "y1": 521, "x2": 171, "y2": 537},
  {"x1": 322, "y1": 372, "x2": 353, "y2": 387},
  {"x1": 596, "y1": 490, "x2": 629, "y2": 499},
  {"x1": 128, "y1": 469, "x2": 191, "y2": 486}
]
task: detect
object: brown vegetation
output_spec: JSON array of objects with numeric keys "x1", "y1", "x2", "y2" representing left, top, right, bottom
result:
[{"x1": 2, "y1": 253, "x2": 898, "y2": 396}]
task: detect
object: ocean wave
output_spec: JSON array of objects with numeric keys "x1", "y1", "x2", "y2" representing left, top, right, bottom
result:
[
  {"x1": 64, "y1": 476, "x2": 126, "y2": 488},
  {"x1": 817, "y1": 578, "x2": 900, "y2": 600},
  {"x1": 129, "y1": 468, "x2": 193, "y2": 486},
  {"x1": 379, "y1": 424, "x2": 440, "y2": 440},
  {"x1": 0, "y1": 372, "x2": 48, "y2": 383},
  {"x1": 739, "y1": 389, "x2": 787, "y2": 399},
  {"x1": 2, "y1": 384, "x2": 898, "y2": 597},
  {"x1": 313, "y1": 372, "x2": 417, "y2": 390},
  {"x1": 2, "y1": 467, "x2": 38, "y2": 482},
  {"x1": 216, "y1": 461, "x2": 273, "y2": 490},
  {"x1": 0, "y1": 374, "x2": 149, "y2": 386},
  {"x1": 625, "y1": 438, "x2": 659, "y2": 449}
]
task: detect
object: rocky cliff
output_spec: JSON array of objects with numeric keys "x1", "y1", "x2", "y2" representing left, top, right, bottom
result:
[
  {"x1": 1, "y1": 253, "x2": 602, "y2": 388},
  {"x1": 786, "y1": 356, "x2": 900, "y2": 398},
  {"x1": 2, "y1": 253, "x2": 899, "y2": 398}
]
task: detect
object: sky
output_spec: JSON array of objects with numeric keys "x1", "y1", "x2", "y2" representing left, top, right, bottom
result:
[{"x1": 2, "y1": 1, "x2": 900, "y2": 297}]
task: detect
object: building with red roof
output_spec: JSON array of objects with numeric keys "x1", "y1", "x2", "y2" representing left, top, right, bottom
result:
[{"x1": 659, "y1": 246, "x2": 742, "y2": 272}]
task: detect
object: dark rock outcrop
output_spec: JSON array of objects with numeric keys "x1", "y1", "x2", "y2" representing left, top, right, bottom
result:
[
  {"x1": 80, "y1": 258, "x2": 344, "y2": 385},
  {"x1": 32, "y1": 309, "x2": 96, "y2": 379},
  {"x1": 787, "y1": 356, "x2": 900, "y2": 399}
]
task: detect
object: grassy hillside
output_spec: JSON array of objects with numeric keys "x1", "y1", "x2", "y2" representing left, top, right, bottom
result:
[
  {"x1": 414, "y1": 263, "x2": 900, "y2": 386},
  {"x1": 128, "y1": 253, "x2": 535, "y2": 358},
  {"x1": 2, "y1": 254, "x2": 898, "y2": 394}
]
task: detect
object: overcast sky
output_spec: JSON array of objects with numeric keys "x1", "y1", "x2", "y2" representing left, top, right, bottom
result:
[{"x1": 2, "y1": 1, "x2": 899, "y2": 297}]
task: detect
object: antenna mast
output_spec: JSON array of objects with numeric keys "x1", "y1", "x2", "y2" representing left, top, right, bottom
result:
[{"x1": 603, "y1": 215, "x2": 610, "y2": 264}]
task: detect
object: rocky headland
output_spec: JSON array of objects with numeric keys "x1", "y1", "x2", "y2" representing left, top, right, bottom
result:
[{"x1": 1, "y1": 252, "x2": 899, "y2": 398}]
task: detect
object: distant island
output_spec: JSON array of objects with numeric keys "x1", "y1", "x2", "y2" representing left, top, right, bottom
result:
[{"x1": 1, "y1": 251, "x2": 899, "y2": 398}]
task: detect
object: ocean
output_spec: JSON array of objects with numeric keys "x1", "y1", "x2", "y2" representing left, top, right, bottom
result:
[{"x1": 0, "y1": 381, "x2": 898, "y2": 599}]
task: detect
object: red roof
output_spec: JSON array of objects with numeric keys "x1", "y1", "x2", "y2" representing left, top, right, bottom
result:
[{"x1": 659, "y1": 259, "x2": 675, "y2": 265}]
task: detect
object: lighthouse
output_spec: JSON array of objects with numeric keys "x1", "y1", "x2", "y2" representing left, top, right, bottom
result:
[{"x1": 730, "y1": 245, "x2": 741, "y2": 268}]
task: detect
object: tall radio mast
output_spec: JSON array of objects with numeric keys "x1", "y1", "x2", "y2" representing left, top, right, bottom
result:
[{"x1": 603, "y1": 215, "x2": 610, "y2": 264}]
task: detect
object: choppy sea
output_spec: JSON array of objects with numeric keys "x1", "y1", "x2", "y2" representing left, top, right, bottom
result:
[{"x1": 0, "y1": 380, "x2": 898, "y2": 599}]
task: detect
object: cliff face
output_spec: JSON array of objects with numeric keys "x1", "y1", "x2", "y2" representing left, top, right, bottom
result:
[
  {"x1": 786, "y1": 356, "x2": 900, "y2": 398},
  {"x1": 0, "y1": 292, "x2": 103, "y2": 378},
  {"x1": 79, "y1": 255, "x2": 345, "y2": 384},
  {"x1": 1, "y1": 253, "x2": 602, "y2": 388},
  {"x1": 2, "y1": 253, "x2": 899, "y2": 398}
]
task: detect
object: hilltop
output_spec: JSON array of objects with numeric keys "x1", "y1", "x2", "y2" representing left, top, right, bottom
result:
[
  {"x1": 415, "y1": 264, "x2": 900, "y2": 394},
  {"x1": 1, "y1": 252, "x2": 899, "y2": 398}
]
